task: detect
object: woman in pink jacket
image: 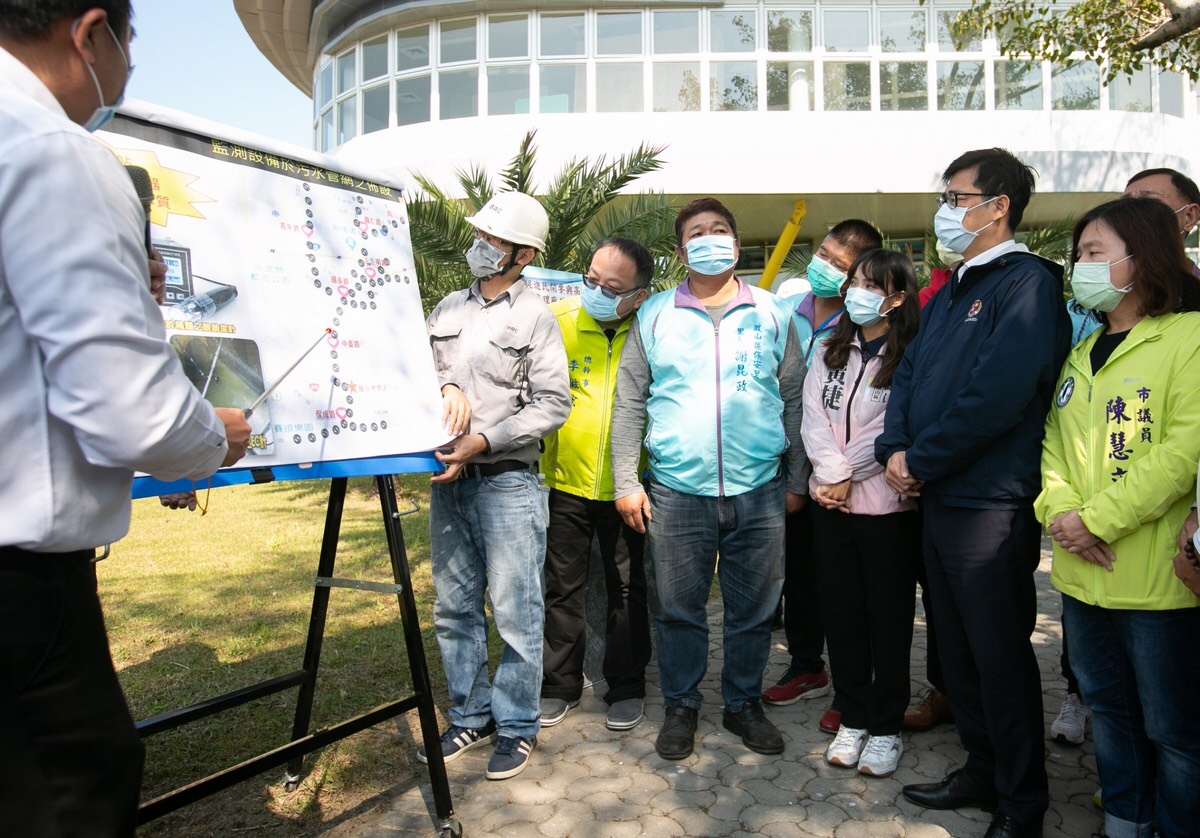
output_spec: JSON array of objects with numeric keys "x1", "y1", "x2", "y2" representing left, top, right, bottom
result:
[{"x1": 803, "y1": 248, "x2": 921, "y2": 778}]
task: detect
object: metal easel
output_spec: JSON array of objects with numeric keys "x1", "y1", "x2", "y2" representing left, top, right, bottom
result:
[{"x1": 134, "y1": 474, "x2": 461, "y2": 838}]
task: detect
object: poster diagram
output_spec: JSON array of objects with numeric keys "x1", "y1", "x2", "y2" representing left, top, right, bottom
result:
[{"x1": 101, "y1": 106, "x2": 448, "y2": 496}]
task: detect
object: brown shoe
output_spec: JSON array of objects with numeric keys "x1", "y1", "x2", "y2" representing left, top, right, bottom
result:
[{"x1": 903, "y1": 688, "x2": 952, "y2": 732}]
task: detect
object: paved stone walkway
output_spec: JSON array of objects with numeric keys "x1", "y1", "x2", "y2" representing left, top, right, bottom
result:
[{"x1": 333, "y1": 547, "x2": 1102, "y2": 837}]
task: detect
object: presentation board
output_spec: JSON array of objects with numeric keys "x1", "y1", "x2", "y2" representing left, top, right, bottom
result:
[{"x1": 100, "y1": 103, "x2": 447, "y2": 498}]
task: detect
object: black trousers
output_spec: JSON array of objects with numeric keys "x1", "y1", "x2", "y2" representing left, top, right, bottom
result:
[
  {"x1": 911, "y1": 509, "x2": 946, "y2": 694},
  {"x1": 812, "y1": 506, "x2": 918, "y2": 735},
  {"x1": 541, "y1": 489, "x2": 651, "y2": 705},
  {"x1": 922, "y1": 495, "x2": 1049, "y2": 826},
  {"x1": 0, "y1": 549, "x2": 143, "y2": 837},
  {"x1": 1060, "y1": 601, "x2": 1079, "y2": 695},
  {"x1": 782, "y1": 506, "x2": 826, "y2": 673}
]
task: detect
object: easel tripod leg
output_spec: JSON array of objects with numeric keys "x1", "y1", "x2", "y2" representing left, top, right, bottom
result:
[
  {"x1": 283, "y1": 477, "x2": 348, "y2": 789},
  {"x1": 376, "y1": 475, "x2": 457, "y2": 831}
]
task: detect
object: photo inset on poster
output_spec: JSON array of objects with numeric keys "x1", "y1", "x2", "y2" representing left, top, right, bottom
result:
[{"x1": 171, "y1": 335, "x2": 274, "y2": 455}]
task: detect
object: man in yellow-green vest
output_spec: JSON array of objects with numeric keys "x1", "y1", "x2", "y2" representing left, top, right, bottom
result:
[{"x1": 539, "y1": 237, "x2": 654, "y2": 732}]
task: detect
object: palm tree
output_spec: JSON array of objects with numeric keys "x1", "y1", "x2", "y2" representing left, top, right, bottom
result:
[{"x1": 406, "y1": 130, "x2": 685, "y2": 314}]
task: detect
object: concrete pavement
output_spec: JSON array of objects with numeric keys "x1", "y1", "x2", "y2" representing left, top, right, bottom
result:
[{"x1": 332, "y1": 546, "x2": 1102, "y2": 838}]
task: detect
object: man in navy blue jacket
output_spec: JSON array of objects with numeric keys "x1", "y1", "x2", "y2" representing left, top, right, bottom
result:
[{"x1": 876, "y1": 148, "x2": 1070, "y2": 838}]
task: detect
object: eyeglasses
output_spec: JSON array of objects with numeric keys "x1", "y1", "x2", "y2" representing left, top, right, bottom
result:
[
  {"x1": 582, "y1": 275, "x2": 643, "y2": 300},
  {"x1": 474, "y1": 229, "x2": 515, "y2": 248},
  {"x1": 937, "y1": 191, "x2": 992, "y2": 209}
]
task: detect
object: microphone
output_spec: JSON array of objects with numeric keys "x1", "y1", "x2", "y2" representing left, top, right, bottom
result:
[{"x1": 125, "y1": 164, "x2": 154, "y2": 257}]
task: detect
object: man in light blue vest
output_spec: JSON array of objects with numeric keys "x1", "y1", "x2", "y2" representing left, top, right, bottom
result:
[{"x1": 611, "y1": 197, "x2": 810, "y2": 760}]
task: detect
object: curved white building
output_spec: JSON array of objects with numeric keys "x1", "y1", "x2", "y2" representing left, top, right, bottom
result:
[{"x1": 238, "y1": 1, "x2": 1199, "y2": 262}]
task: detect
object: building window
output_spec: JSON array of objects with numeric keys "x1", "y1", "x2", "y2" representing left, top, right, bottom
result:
[
  {"x1": 711, "y1": 61, "x2": 758, "y2": 110},
  {"x1": 597, "y1": 63, "x2": 644, "y2": 112},
  {"x1": 309, "y1": 1, "x2": 1188, "y2": 149},
  {"x1": 653, "y1": 10, "x2": 699, "y2": 54},
  {"x1": 363, "y1": 83, "x2": 390, "y2": 133},
  {"x1": 440, "y1": 18, "x2": 476, "y2": 64},
  {"x1": 1052, "y1": 61, "x2": 1100, "y2": 109},
  {"x1": 710, "y1": 10, "x2": 757, "y2": 53},
  {"x1": 337, "y1": 51, "x2": 356, "y2": 95},
  {"x1": 767, "y1": 61, "x2": 813, "y2": 111},
  {"x1": 823, "y1": 9, "x2": 870, "y2": 52},
  {"x1": 654, "y1": 62, "x2": 701, "y2": 111},
  {"x1": 879, "y1": 8, "x2": 926, "y2": 53},
  {"x1": 363, "y1": 35, "x2": 389, "y2": 81},
  {"x1": 440, "y1": 68, "x2": 478, "y2": 118},
  {"x1": 936, "y1": 9, "x2": 980, "y2": 51},
  {"x1": 320, "y1": 107, "x2": 334, "y2": 150},
  {"x1": 396, "y1": 25, "x2": 430, "y2": 72},
  {"x1": 396, "y1": 75, "x2": 431, "y2": 125},
  {"x1": 488, "y1": 66, "x2": 530, "y2": 114},
  {"x1": 318, "y1": 62, "x2": 333, "y2": 107},
  {"x1": 996, "y1": 60, "x2": 1043, "y2": 109},
  {"x1": 597, "y1": 12, "x2": 641, "y2": 55},
  {"x1": 1109, "y1": 65, "x2": 1152, "y2": 112},
  {"x1": 768, "y1": 9, "x2": 812, "y2": 52},
  {"x1": 488, "y1": 14, "x2": 528, "y2": 60},
  {"x1": 540, "y1": 63, "x2": 585, "y2": 112},
  {"x1": 880, "y1": 62, "x2": 927, "y2": 110},
  {"x1": 824, "y1": 62, "x2": 871, "y2": 110},
  {"x1": 337, "y1": 96, "x2": 357, "y2": 144},
  {"x1": 1160, "y1": 70, "x2": 1184, "y2": 117},
  {"x1": 937, "y1": 61, "x2": 985, "y2": 110},
  {"x1": 540, "y1": 13, "x2": 585, "y2": 57}
]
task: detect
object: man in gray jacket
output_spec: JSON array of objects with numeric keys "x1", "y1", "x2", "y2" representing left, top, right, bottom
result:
[{"x1": 420, "y1": 191, "x2": 570, "y2": 780}]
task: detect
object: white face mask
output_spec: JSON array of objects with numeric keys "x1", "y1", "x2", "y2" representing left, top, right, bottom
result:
[
  {"x1": 74, "y1": 19, "x2": 131, "y2": 133},
  {"x1": 933, "y1": 196, "x2": 997, "y2": 255},
  {"x1": 843, "y1": 287, "x2": 890, "y2": 326},
  {"x1": 1174, "y1": 202, "x2": 1198, "y2": 235}
]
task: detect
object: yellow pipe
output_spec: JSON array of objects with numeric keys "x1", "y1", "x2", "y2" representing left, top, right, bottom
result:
[{"x1": 758, "y1": 199, "x2": 807, "y2": 290}]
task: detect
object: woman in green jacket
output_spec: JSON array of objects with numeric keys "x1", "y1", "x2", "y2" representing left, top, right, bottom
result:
[{"x1": 1036, "y1": 197, "x2": 1200, "y2": 838}]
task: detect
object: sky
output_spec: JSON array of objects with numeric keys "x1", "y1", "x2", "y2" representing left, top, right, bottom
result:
[{"x1": 126, "y1": 1, "x2": 313, "y2": 150}]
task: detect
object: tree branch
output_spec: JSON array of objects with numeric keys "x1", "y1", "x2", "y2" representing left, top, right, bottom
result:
[{"x1": 1135, "y1": 0, "x2": 1200, "y2": 49}]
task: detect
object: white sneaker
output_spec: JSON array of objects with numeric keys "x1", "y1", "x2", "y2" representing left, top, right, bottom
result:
[
  {"x1": 825, "y1": 725, "x2": 868, "y2": 767},
  {"x1": 858, "y1": 734, "x2": 903, "y2": 777},
  {"x1": 1050, "y1": 693, "x2": 1091, "y2": 745}
]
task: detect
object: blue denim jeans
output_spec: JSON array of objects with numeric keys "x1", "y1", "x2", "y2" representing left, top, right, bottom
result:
[
  {"x1": 430, "y1": 469, "x2": 548, "y2": 740},
  {"x1": 1062, "y1": 595, "x2": 1200, "y2": 838},
  {"x1": 646, "y1": 473, "x2": 785, "y2": 712}
]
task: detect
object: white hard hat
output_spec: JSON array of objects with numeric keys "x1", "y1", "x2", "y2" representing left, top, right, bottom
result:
[{"x1": 466, "y1": 192, "x2": 549, "y2": 252}]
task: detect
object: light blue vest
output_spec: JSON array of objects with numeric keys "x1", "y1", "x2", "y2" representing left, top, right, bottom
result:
[{"x1": 638, "y1": 282, "x2": 790, "y2": 497}]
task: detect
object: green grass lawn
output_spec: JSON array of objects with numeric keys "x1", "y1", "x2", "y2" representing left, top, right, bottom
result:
[{"x1": 103, "y1": 474, "x2": 484, "y2": 835}]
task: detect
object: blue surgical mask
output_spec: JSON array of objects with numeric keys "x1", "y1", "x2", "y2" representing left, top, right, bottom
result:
[
  {"x1": 807, "y1": 255, "x2": 847, "y2": 298},
  {"x1": 933, "y1": 197, "x2": 997, "y2": 255},
  {"x1": 77, "y1": 20, "x2": 131, "y2": 133},
  {"x1": 684, "y1": 235, "x2": 738, "y2": 276},
  {"x1": 465, "y1": 237, "x2": 510, "y2": 278},
  {"x1": 844, "y1": 287, "x2": 890, "y2": 326},
  {"x1": 580, "y1": 280, "x2": 624, "y2": 321},
  {"x1": 1071, "y1": 255, "x2": 1134, "y2": 313}
]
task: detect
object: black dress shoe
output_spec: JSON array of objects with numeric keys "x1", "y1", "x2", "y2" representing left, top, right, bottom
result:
[
  {"x1": 903, "y1": 768, "x2": 998, "y2": 811},
  {"x1": 722, "y1": 700, "x2": 784, "y2": 755},
  {"x1": 656, "y1": 706, "x2": 698, "y2": 760},
  {"x1": 984, "y1": 814, "x2": 1043, "y2": 838}
]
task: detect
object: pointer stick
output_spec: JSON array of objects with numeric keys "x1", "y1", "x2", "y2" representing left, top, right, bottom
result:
[
  {"x1": 244, "y1": 328, "x2": 332, "y2": 418},
  {"x1": 200, "y1": 338, "x2": 223, "y2": 400}
]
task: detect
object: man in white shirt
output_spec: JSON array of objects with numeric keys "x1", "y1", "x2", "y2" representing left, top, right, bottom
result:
[{"x1": 0, "y1": 3, "x2": 250, "y2": 833}]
